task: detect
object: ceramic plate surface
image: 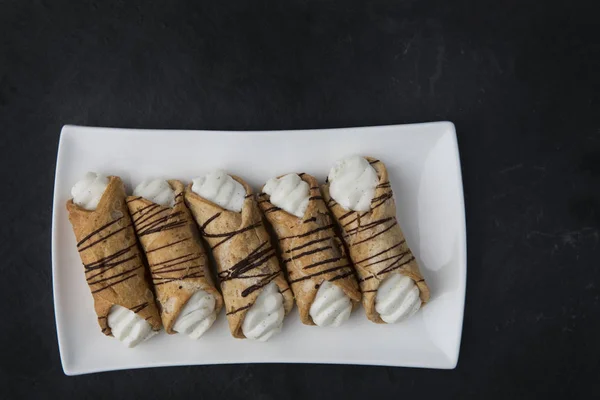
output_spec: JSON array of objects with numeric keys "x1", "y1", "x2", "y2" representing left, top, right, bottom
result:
[{"x1": 52, "y1": 122, "x2": 466, "y2": 375}]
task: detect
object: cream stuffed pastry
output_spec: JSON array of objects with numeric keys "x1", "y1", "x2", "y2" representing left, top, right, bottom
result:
[
  {"x1": 127, "y1": 179, "x2": 223, "y2": 339},
  {"x1": 67, "y1": 172, "x2": 162, "y2": 347},
  {"x1": 259, "y1": 173, "x2": 361, "y2": 327},
  {"x1": 322, "y1": 156, "x2": 430, "y2": 323},
  {"x1": 184, "y1": 170, "x2": 294, "y2": 341}
]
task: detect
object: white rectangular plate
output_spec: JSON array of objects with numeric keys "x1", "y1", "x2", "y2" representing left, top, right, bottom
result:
[{"x1": 52, "y1": 122, "x2": 466, "y2": 375}]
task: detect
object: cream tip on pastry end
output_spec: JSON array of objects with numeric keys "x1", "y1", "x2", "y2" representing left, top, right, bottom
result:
[
  {"x1": 309, "y1": 281, "x2": 352, "y2": 327},
  {"x1": 72, "y1": 172, "x2": 109, "y2": 211},
  {"x1": 327, "y1": 156, "x2": 379, "y2": 212},
  {"x1": 171, "y1": 290, "x2": 217, "y2": 339},
  {"x1": 107, "y1": 305, "x2": 158, "y2": 348},
  {"x1": 375, "y1": 273, "x2": 422, "y2": 323},
  {"x1": 191, "y1": 170, "x2": 245, "y2": 212},
  {"x1": 133, "y1": 179, "x2": 175, "y2": 207},
  {"x1": 241, "y1": 282, "x2": 285, "y2": 341},
  {"x1": 263, "y1": 173, "x2": 309, "y2": 218}
]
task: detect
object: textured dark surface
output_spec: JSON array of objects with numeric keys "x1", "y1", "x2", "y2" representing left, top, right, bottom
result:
[{"x1": 1, "y1": 0, "x2": 599, "y2": 398}]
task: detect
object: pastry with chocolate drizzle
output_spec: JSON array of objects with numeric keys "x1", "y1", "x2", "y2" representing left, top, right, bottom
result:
[
  {"x1": 184, "y1": 174, "x2": 294, "y2": 339},
  {"x1": 258, "y1": 173, "x2": 361, "y2": 326},
  {"x1": 322, "y1": 157, "x2": 430, "y2": 324},
  {"x1": 66, "y1": 175, "x2": 162, "y2": 339},
  {"x1": 126, "y1": 180, "x2": 223, "y2": 336}
]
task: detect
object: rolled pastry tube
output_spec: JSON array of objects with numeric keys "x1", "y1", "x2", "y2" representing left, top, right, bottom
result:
[
  {"x1": 184, "y1": 170, "x2": 294, "y2": 340},
  {"x1": 322, "y1": 156, "x2": 430, "y2": 324},
  {"x1": 66, "y1": 172, "x2": 161, "y2": 347},
  {"x1": 127, "y1": 179, "x2": 223, "y2": 339},
  {"x1": 259, "y1": 173, "x2": 361, "y2": 327}
]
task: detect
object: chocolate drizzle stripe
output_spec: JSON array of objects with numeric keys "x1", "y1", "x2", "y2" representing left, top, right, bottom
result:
[
  {"x1": 152, "y1": 257, "x2": 202, "y2": 273},
  {"x1": 328, "y1": 271, "x2": 354, "y2": 282},
  {"x1": 279, "y1": 224, "x2": 334, "y2": 240},
  {"x1": 345, "y1": 217, "x2": 393, "y2": 235},
  {"x1": 158, "y1": 259, "x2": 204, "y2": 272},
  {"x1": 226, "y1": 304, "x2": 252, "y2": 315},
  {"x1": 126, "y1": 196, "x2": 142, "y2": 203},
  {"x1": 130, "y1": 302, "x2": 149, "y2": 313},
  {"x1": 209, "y1": 222, "x2": 263, "y2": 249},
  {"x1": 131, "y1": 203, "x2": 160, "y2": 219},
  {"x1": 376, "y1": 182, "x2": 391, "y2": 188},
  {"x1": 139, "y1": 220, "x2": 187, "y2": 237},
  {"x1": 83, "y1": 244, "x2": 136, "y2": 270},
  {"x1": 362, "y1": 289, "x2": 378, "y2": 293},
  {"x1": 153, "y1": 272, "x2": 204, "y2": 286},
  {"x1": 146, "y1": 238, "x2": 191, "y2": 254},
  {"x1": 264, "y1": 206, "x2": 281, "y2": 214},
  {"x1": 289, "y1": 264, "x2": 351, "y2": 284},
  {"x1": 223, "y1": 272, "x2": 274, "y2": 280},
  {"x1": 283, "y1": 245, "x2": 332, "y2": 263},
  {"x1": 203, "y1": 222, "x2": 261, "y2": 238},
  {"x1": 201, "y1": 212, "x2": 221, "y2": 230},
  {"x1": 153, "y1": 261, "x2": 202, "y2": 275},
  {"x1": 85, "y1": 254, "x2": 138, "y2": 279},
  {"x1": 369, "y1": 159, "x2": 380, "y2": 165},
  {"x1": 78, "y1": 224, "x2": 132, "y2": 252},
  {"x1": 352, "y1": 221, "x2": 398, "y2": 246},
  {"x1": 87, "y1": 265, "x2": 143, "y2": 285},
  {"x1": 342, "y1": 216, "x2": 359, "y2": 228},
  {"x1": 136, "y1": 211, "x2": 184, "y2": 233},
  {"x1": 158, "y1": 271, "x2": 203, "y2": 282},
  {"x1": 371, "y1": 191, "x2": 393, "y2": 204},
  {"x1": 76, "y1": 217, "x2": 123, "y2": 247},
  {"x1": 153, "y1": 267, "x2": 204, "y2": 279},
  {"x1": 91, "y1": 273, "x2": 138, "y2": 294},
  {"x1": 371, "y1": 195, "x2": 393, "y2": 211},
  {"x1": 285, "y1": 237, "x2": 330, "y2": 253},
  {"x1": 219, "y1": 242, "x2": 276, "y2": 281},
  {"x1": 377, "y1": 256, "x2": 415, "y2": 275},
  {"x1": 241, "y1": 271, "x2": 280, "y2": 297},
  {"x1": 358, "y1": 275, "x2": 375, "y2": 283},
  {"x1": 361, "y1": 252, "x2": 409, "y2": 269},
  {"x1": 133, "y1": 206, "x2": 169, "y2": 225},
  {"x1": 244, "y1": 194, "x2": 253, "y2": 199},
  {"x1": 303, "y1": 217, "x2": 317, "y2": 224},
  {"x1": 302, "y1": 256, "x2": 342, "y2": 270},
  {"x1": 150, "y1": 252, "x2": 195, "y2": 267},
  {"x1": 353, "y1": 241, "x2": 406, "y2": 264},
  {"x1": 223, "y1": 251, "x2": 270, "y2": 282},
  {"x1": 309, "y1": 196, "x2": 323, "y2": 201},
  {"x1": 338, "y1": 211, "x2": 354, "y2": 221}
]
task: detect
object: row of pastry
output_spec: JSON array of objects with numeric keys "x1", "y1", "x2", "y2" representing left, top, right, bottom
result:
[{"x1": 66, "y1": 155, "x2": 430, "y2": 347}]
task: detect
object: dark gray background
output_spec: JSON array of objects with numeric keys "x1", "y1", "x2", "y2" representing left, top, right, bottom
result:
[{"x1": 1, "y1": 0, "x2": 598, "y2": 398}]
